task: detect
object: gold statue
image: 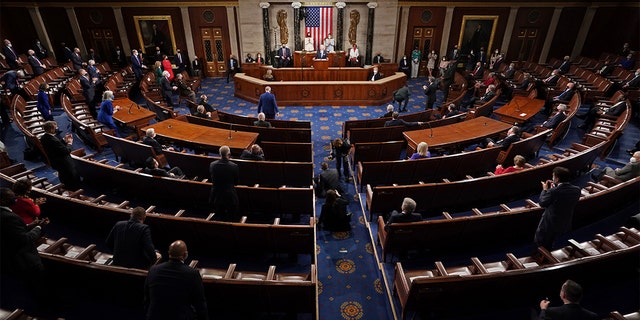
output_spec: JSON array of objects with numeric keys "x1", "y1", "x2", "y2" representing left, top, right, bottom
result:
[
  {"x1": 348, "y1": 10, "x2": 360, "y2": 46},
  {"x1": 277, "y1": 10, "x2": 289, "y2": 45}
]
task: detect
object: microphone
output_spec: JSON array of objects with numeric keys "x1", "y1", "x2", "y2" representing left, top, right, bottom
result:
[
  {"x1": 168, "y1": 124, "x2": 173, "y2": 129},
  {"x1": 228, "y1": 123, "x2": 233, "y2": 140},
  {"x1": 513, "y1": 96, "x2": 521, "y2": 112},
  {"x1": 426, "y1": 120, "x2": 433, "y2": 138},
  {"x1": 128, "y1": 104, "x2": 133, "y2": 114}
]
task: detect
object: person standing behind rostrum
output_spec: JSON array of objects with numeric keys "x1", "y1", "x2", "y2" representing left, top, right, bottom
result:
[
  {"x1": 384, "y1": 197, "x2": 422, "y2": 231},
  {"x1": 105, "y1": 206, "x2": 161, "y2": 270},
  {"x1": 144, "y1": 240, "x2": 208, "y2": 320},
  {"x1": 257, "y1": 86, "x2": 279, "y2": 120},
  {"x1": 538, "y1": 279, "x2": 598, "y2": 320},
  {"x1": 533, "y1": 166, "x2": 581, "y2": 251},
  {"x1": 209, "y1": 145, "x2": 239, "y2": 222}
]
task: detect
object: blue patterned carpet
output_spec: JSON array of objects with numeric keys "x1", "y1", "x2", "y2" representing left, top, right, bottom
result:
[{"x1": 2, "y1": 75, "x2": 638, "y2": 320}]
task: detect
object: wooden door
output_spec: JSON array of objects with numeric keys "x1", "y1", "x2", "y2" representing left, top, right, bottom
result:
[
  {"x1": 411, "y1": 27, "x2": 434, "y2": 77},
  {"x1": 200, "y1": 27, "x2": 227, "y2": 77},
  {"x1": 514, "y1": 28, "x2": 539, "y2": 62},
  {"x1": 89, "y1": 29, "x2": 115, "y2": 64}
]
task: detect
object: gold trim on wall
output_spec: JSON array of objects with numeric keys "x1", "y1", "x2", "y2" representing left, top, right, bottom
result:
[
  {"x1": 133, "y1": 15, "x2": 177, "y2": 55},
  {"x1": 457, "y1": 15, "x2": 498, "y2": 54}
]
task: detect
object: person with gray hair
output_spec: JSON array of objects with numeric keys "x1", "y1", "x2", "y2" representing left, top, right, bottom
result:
[
  {"x1": 161, "y1": 70, "x2": 177, "y2": 107},
  {"x1": 380, "y1": 104, "x2": 394, "y2": 118},
  {"x1": 541, "y1": 103, "x2": 568, "y2": 129},
  {"x1": 384, "y1": 197, "x2": 422, "y2": 231},
  {"x1": 486, "y1": 125, "x2": 520, "y2": 150},
  {"x1": 142, "y1": 128, "x2": 175, "y2": 155},
  {"x1": 539, "y1": 280, "x2": 598, "y2": 319},
  {"x1": 106, "y1": 206, "x2": 161, "y2": 269},
  {"x1": 253, "y1": 112, "x2": 272, "y2": 127},
  {"x1": 97, "y1": 90, "x2": 122, "y2": 137},
  {"x1": 209, "y1": 145, "x2": 239, "y2": 221}
]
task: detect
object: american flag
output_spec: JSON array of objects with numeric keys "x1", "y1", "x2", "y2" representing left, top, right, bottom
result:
[{"x1": 304, "y1": 7, "x2": 333, "y2": 51}]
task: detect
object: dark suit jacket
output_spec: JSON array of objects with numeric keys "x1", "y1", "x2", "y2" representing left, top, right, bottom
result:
[
  {"x1": 393, "y1": 86, "x2": 410, "y2": 101},
  {"x1": 398, "y1": 59, "x2": 410, "y2": 72},
  {"x1": 384, "y1": 119, "x2": 419, "y2": 127},
  {"x1": 160, "y1": 76, "x2": 174, "y2": 102},
  {"x1": 385, "y1": 210, "x2": 422, "y2": 231},
  {"x1": 503, "y1": 68, "x2": 515, "y2": 79},
  {"x1": 209, "y1": 158, "x2": 239, "y2": 204},
  {"x1": 543, "y1": 112, "x2": 567, "y2": 129},
  {"x1": 240, "y1": 150, "x2": 264, "y2": 161},
  {"x1": 373, "y1": 55, "x2": 384, "y2": 64},
  {"x1": 0, "y1": 207, "x2": 44, "y2": 275},
  {"x1": 315, "y1": 50, "x2": 328, "y2": 59},
  {"x1": 145, "y1": 259, "x2": 208, "y2": 320},
  {"x1": 253, "y1": 120, "x2": 272, "y2": 128},
  {"x1": 494, "y1": 134, "x2": 520, "y2": 150},
  {"x1": 142, "y1": 136, "x2": 164, "y2": 155},
  {"x1": 314, "y1": 168, "x2": 342, "y2": 197},
  {"x1": 536, "y1": 182, "x2": 581, "y2": 237},
  {"x1": 174, "y1": 53, "x2": 189, "y2": 73},
  {"x1": 369, "y1": 72, "x2": 382, "y2": 81},
  {"x1": 424, "y1": 82, "x2": 438, "y2": 105},
  {"x1": 605, "y1": 101, "x2": 627, "y2": 116},
  {"x1": 0, "y1": 71, "x2": 19, "y2": 94},
  {"x1": 539, "y1": 303, "x2": 598, "y2": 320},
  {"x1": 79, "y1": 75, "x2": 96, "y2": 104},
  {"x1": 131, "y1": 55, "x2": 144, "y2": 78},
  {"x1": 555, "y1": 88, "x2": 575, "y2": 101},
  {"x1": 105, "y1": 218, "x2": 157, "y2": 269},
  {"x1": 40, "y1": 132, "x2": 79, "y2": 189},
  {"x1": 380, "y1": 111, "x2": 394, "y2": 118},
  {"x1": 2, "y1": 45, "x2": 20, "y2": 69},
  {"x1": 626, "y1": 75, "x2": 640, "y2": 88},
  {"x1": 113, "y1": 49, "x2": 127, "y2": 68},
  {"x1": 228, "y1": 58, "x2": 240, "y2": 72},
  {"x1": 28, "y1": 55, "x2": 45, "y2": 76},
  {"x1": 257, "y1": 92, "x2": 278, "y2": 117},
  {"x1": 277, "y1": 47, "x2": 292, "y2": 66},
  {"x1": 558, "y1": 60, "x2": 571, "y2": 74},
  {"x1": 70, "y1": 52, "x2": 83, "y2": 70}
]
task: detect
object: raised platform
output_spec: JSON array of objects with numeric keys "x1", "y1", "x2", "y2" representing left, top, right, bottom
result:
[{"x1": 234, "y1": 66, "x2": 407, "y2": 106}]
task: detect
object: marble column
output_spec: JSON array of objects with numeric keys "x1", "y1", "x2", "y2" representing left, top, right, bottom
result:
[
  {"x1": 572, "y1": 6, "x2": 597, "y2": 58},
  {"x1": 365, "y1": 2, "x2": 377, "y2": 65},
  {"x1": 112, "y1": 7, "x2": 131, "y2": 54},
  {"x1": 292, "y1": 2, "x2": 302, "y2": 51},
  {"x1": 336, "y1": 2, "x2": 346, "y2": 51},
  {"x1": 260, "y1": 2, "x2": 271, "y2": 64},
  {"x1": 539, "y1": 7, "x2": 563, "y2": 64}
]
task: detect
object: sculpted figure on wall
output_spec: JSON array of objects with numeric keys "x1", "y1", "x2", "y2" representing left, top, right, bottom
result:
[
  {"x1": 348, "y1": 9, "x2": 360, "y2": 46},
  {"x1": 277, "y1": 10, "x2": 289, "y2": 45}
]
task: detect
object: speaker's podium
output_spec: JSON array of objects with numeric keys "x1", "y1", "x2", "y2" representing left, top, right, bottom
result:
[{"x1": 312, "y1": 58, "x2": 329, "y2": 70}]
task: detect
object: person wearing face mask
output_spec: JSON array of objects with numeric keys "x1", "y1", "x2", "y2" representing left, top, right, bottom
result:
[
  {"x1": 622, "y1": 68, "x2": 640, "y2": 89},
  {"x1": 592, "y1": 151, "x2": 640, "y2": 182},
  {"x1": 533, "y1": 166, "x2": 581, "y2": 251},
  {"x1": 398, "y1": 54, "x2": 410, "y2": 78},
  {"x1": 427, "y1": 50, "x2": 438, "y2": 77}
]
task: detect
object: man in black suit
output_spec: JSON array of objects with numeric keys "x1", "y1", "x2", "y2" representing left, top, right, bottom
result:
[
  {"x1": 373, "y1": 52, "x2": 385, "y2": 64},
  {"x1": 557, "y1": 55, "x2": 571, "y2": 74},
  {"x1": 33, "y1": 39, "x2": 48, "y2": 59},
  {"x1": 539, "y1": 280, "x2": 598, "y2": 320},
  {"x1": 461, "y1": 83, "x2": 496, "y2": 110},
  {"x1": 106, "y1": 207, "x2": 161, "y2": 269},
  {"x1": 314, "y1": 162, "x2": 343, "y2": 198},
  {"x1": 240, "y1": 144, "x2": 265, "y2": 161},
  {"x1": 2, "y1": 39, "x2": 21, "y2": 69},
  {"x1": 277, "y1": 44, "x2": 292, "y2": 67},
  {"x1": 79, "y1": 69, "x2": 100, "y2": 118},
  {"x1": 112, "y1": 46, "x2": 127, "y2": 68},
  {"x1": 622, "y1": 68, "x2": 640, "y2": 90},
  {"x1": 226, "y1": 54, "x2": 240, "y2": 83},
  {"x1": 27, "y1": 50, "x2": 46, "y2": 76},
  {"x1": 441, "y1": 61, "x2": 456, "y2": 102},
  {"x1": 384, "y1": 197, "x2": 422, "y2": 231},
  {"x1": 315, "y1": 45, "x2": 328, "y2": 60},
  {"x1": 398, "y1": 55, "x2": 410, "y2": 78},
  {"x1": 209, "y1": 145, "x2": 239, "y2": 221},
  {"x1": 380, "y1": 104, "x2": 394, "y2": 118},
  {"x1": 142, "y1": 128, "x2": 175, "y2": 155},
  {"x1": 384, "y1": 112, "x2": 424, "y2": 127},
  {"x1": 40, "y1": 121, "x2": 81, "y2": 190},
  {"x1": 0, "y1": 70, "x2": 23, "y2": 94},
  {"x1": 577, "y1": 95, "x2": 627, "y2": 130},
  {"x1": 485, "y1": 125, "x2": 520, "y2": 150},
  {"x1": 423, "y1": 77, "x2": 438, "y2": 110},
  {"x1": 253, "y1": 112, "x2": 272, "y2": 128},
  {"x1": 533, "y1": 166, "x2": 581, "y2": 251},
  {"x1": 144, "y1": 240, "x2": 208, "y2": 320},
  {"x1": 70, "y1": 47, "x2": 84, "y2": 70},
  {"x1": 1, "y1": 187, "x2": 50, "y2": 314},
  {"x1": 541, "y1": 103, "x2": 567, "y2": 129},
  {"x1": 393, "y1": 85, "x2": 411, "y2": 112},
  {"x1": 173, "y1": 48, "x2": 189, "y2": 74},
  {"x1": 160, "y1": 70, "x2": 177, "y2": 107},
  {"x1": 131, "y1": 49, "x2": 145, "y2": 81}
]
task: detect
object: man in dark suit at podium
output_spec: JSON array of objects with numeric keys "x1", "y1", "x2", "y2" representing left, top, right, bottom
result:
[
  {"x1": 315, "y1": 45, "x2": 328, "y2": 60},
  {"x1": 277, "y1": 44, "x2": 291, "y2": 67}
]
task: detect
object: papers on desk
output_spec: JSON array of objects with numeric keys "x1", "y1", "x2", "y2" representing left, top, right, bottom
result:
[{"x1": 519, "y1": 113, "x2": 527, "y2": 117}]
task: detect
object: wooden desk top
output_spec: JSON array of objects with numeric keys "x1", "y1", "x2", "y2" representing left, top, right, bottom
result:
[
  {"x1": 403, "y1": 117, "x2": 513, "y2": 152},
  {"x1": 142, "y1": 119, "x2": 259, "y2": 155},
  {"x1": 112, "y1": 98, "x2": 156, "y2": 127},
  {"x1": 493, "y1": 96, "x2": 545, "y2": 125}
]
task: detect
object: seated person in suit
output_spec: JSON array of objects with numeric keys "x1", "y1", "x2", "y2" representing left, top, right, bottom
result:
[
  {"x1": 384, "y1": 112, "x2": 424, "y2": 127},
  {"x1": 372, "y1": 52, "x2": 384, "y2": 64},
  {"x1": 622, "y1": 68, "x2": 640, "y2": 90},
  {"x1": 240, "y1": 144, "x2": 265, "y2": 161},
  {"x1": 409, "y1": 142, "x2": 431, "y2": 160},
  {"x1": 538, "y1": 280, "x2": 598, "y2": 320},
  {"x1": 175, "y1": 73, "x2": 196, "y2": 102},
  {"x1": 577, "y1": 95, "x2": 627, "y2": 130},
  {"x1": 494, "y1": 155, "x2": 526, "y2": 175},
  {"x1": 484, "y1": 126, "x2": 520, "y2": 150},
  {"x1": 142, "y1": 128, "x2": 174, "y2": 155},
  {"x1": 591, "y1": 151, "x2": 640, "y2": 182},
  {"x1": 245, "y1": 53, "x2": 255, "y2": 63},
  {"x1": 193, "y1": 105, "x2": 211, "y2": 119},
  {"x1": 253, "y1": 112, "x2": 272, "y2": 128},
  {"x1": 143, "y1": 156, "x2": 184, "y2": 178},
  {"x1": 540, "y1": 69, "x2": 561, "y2": 88},
  {"x1": 501, "y1": 63, "x2": 516, "y2": 80},
  {"x1": 440, "y1": 103, "x2": 461, "y2": 119},
  {"x1": 539, "y1": 103, "x2": 568, "y2": 130},
  {"x1": 380, "y1": 104, "x2": 394, "y2": 118},
  {"x1": 461, "y1": 84, "x2": 497, "y2": 110},
  {"x1": 384, "y1": 197, "x2": 422, "y2": 231},
  {"x1": 543, "y1": 82, "x2": 575, "y2": 114},
  {"x1": 369, "y1": 66, "x2": 382, "y2": 81},
  {"x1": 314, "y1": 162, "x2": 343, "y2": 198},
  {"x1": 318, "y1": 189, "x2": 351, "y2": 232},
  {"x1": 197, "y1": 95, "x2": 216, "y2": 113},
  {"x1": 596, "y1": 60, "x2": 614, "y2": 77}
]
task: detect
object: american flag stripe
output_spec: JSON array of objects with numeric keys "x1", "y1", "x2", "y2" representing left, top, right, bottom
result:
[{"x1": 304, "y1": 7, "x2": 333, "y2": 52}]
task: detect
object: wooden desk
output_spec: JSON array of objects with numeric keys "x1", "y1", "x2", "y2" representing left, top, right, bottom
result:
[
  {"x1": 493, "y1": 96, "x2": 545, "y2": 125},
  {"x1": 112, "y1": 98, "x2": 156, "y2": 134},
  {"x1": 403, "y1": 117, "x2": 513, "y2": 154},
  {"x1": 142, "y1": 119, "x2": 259, "y2": 155}
]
